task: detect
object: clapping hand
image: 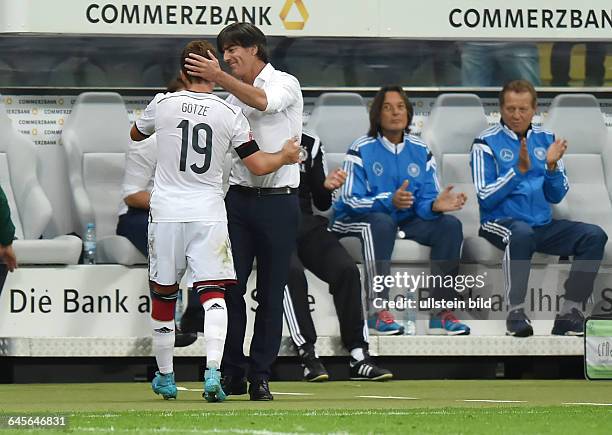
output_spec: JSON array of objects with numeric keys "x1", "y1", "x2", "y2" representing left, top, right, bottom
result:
[
  {"x1": 323, "y1": 168, "x2": 347, "y2": 191},
  {"x1": 517, "y1": 136, "x2": 531, "y2": 174},
  {"x1": 432, "y1": 185, "x2": 467, "y2": 212},
  {"x1": 546, "y1": 138, "x2": 568, "y2": 171}
]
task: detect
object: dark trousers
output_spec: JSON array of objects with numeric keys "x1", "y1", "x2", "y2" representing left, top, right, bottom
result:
[
  {"x1": 223, "y1": 187, "x2": 300, "y2": 382},
  {"x1": 480, "y1": 218, "x2": 607, "y2": 306},
  {"x1": 283, "y1": 215, "x2": 367, "y2": 353},
  {"x1": 0, "y1": 263, "x2": 7, "y2": 297},
  {"x1": 550, "y1": 42, "x2": 607, "y2": 86},
  {"x1": 331, "y1": 213, "x2": 463, "y2": 308},
  {"x1": 116, "y1": 207, "x2": 149, "y2": 257}
]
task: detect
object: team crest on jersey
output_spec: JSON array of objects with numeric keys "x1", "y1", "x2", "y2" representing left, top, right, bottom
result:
[
  {"x1": 534, "y1": 147, "x2": 546, "y2": 161},
  {"x1": 407, "y1": 163, "x2": 420, "y2": 178},
  {"x1": 373, "y1": 162, "x2": 384, "y2": 176},
  {"x1": 500, "y1": 148, "x2": 514, "y2": 162}
]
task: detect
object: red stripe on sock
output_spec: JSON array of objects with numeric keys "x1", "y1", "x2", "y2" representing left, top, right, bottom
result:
[
  {"x1": 151, "y1": 298, "x2": 176, "y2": 321},
  {"x1": 199, "y1": 291, "x2": 225, "y2": 304}
]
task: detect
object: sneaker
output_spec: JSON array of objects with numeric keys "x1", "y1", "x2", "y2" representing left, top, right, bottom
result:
[
  {"x1": 367, "y1": 310, "x2": 404, "y2": 336},
  {"x1": 506, "y1": 308, "x2": 534, "y2": 337},
  {"x1": 349, "y1": 355, "x2": 393, "y2": 381},
  {"x1": 203, "y1": 368, "x2": 227, "y2": 403},
  {"x1": 152, "y1": 371, "x2": 177, "y2": 400},
  {"x1": 429, "y1": 310, "x2": 470, "y2": 335},
  {"x1": 298, "y1": 346, "x2": 329, "y2": 382},
  {"x1": 552, "y1": 308, "x2": 585, "y2": 336}
]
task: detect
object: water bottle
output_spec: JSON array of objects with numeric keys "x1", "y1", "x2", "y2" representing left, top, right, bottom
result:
[
  {"x1": 175, "y1": 290, "x2": 184, "y2": 326},
  {"x1": 397, "y1": 291, "x2": 417, "y2": 336},
  {"x1": 83, "y1": 223, "x2": 96, "y2": 264}
]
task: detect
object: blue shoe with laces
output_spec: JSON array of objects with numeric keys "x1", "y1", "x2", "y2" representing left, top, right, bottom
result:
[
  {"x1": 203, "y1": 367, "x2": 227, "y2": 403},
  {"x1": 152, "y1": 371, "x2": 177, "y2": 400}
]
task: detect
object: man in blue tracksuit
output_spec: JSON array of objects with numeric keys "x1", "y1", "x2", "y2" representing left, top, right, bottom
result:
[
  {"x1": 471, "y1": 79, "x2": 607, "y2": 337},
  {"x1": 332, "y1": 85, "x2": 471, "y2": 336}
]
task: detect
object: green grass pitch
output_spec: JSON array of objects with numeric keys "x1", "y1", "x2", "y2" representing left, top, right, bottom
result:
[{"x1": 1, "y1": 380, "x2": 611, "y2": 433}]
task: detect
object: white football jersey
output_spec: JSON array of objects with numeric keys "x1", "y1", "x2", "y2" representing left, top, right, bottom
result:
[{"x1": 136, "y1": 90, "x2": 255, "y2": 222}]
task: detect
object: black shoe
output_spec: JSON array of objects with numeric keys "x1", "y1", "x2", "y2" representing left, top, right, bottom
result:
[
  {"x1": 552, "y1": 308, "x2": 585, "y2": 336},
  {"x1": 349, "y1": 356, "x2": 393, "y2": 381},
  {"x1": 180, "y1": 307, "x2": 204, "y2": 333},
  {"x1": 506, "y1": 308, "x2": 534, "y2": 337},
  {"x1": 298, "y1": 346, "x2": 329, "y2": 382},
  {"x1": 174, "y1": 331, "x2": 198, "y2": 347},
  {"x1": 248, "y1": 380, "x2": 273, "y2": 401},
  {"x1": 220, "y1": 375, "x2": 247, "y2": 396}
]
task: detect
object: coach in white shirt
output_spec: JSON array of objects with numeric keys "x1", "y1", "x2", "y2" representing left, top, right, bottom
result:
[{"x1": 186, "y1": 22, "x2": 303, "y2": 401}]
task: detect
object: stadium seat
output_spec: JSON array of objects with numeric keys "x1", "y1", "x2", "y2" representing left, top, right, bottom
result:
[
  {"x1": 543, "y1": 94, "x2": 612, "y2": 264},
  {"x1": 62, "y1": 92, "x2": 146, "y2": 265},
  {"x1": 422, "y1": 93, "x2": 491, "y2": 264},
  {"x1": 305, "y1": 93, "x2": 369, "y2": 221},
  {"x1": 306, "y1": 92, "x2": 369, "y2": 171},
  {"x1": 0, "y1": 100, "x2": 81, "y2": 264}
]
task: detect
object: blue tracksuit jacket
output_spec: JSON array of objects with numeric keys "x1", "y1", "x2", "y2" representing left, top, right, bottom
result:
[
  {"x1": 470, "y1": 121, "x2": 569, "y2": 226},
  {"x1": 334, "y1": 133, "x2": 441, "y2": 222}
]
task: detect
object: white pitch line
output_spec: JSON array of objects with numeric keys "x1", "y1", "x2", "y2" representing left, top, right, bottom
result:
[
  {"x1": 461, "y1": 399, "x2": 526, "y2": 403},
  {"x1": 357, "y1": 395, "x2": 418, "y2": 400},
  {"x1": 563, "y1": 402, "x2": 612, "y2": 406},
  {"x1": 177, "y1": 387, "x2": 313, "y2": 396}
]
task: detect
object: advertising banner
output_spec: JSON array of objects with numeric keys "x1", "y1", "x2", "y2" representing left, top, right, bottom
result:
[{"x1": 1, "y1": 1, "x2": 610, "y2": 39}]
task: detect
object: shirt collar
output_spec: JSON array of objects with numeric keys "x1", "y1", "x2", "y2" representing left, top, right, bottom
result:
[
  {"x1": 253, "y1": 63, "x2": 275, "y2": 86},
  {"x1": 499, "y1": 118, "x2": 533, "y2": 140},
  {"x1": 379, "y1": 133, "x2": 406, "y2": 154}
]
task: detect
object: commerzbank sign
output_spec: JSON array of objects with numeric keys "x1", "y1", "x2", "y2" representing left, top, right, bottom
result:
[{"x1": 0, "y1": 0, "x2": 610, "y2": 39}]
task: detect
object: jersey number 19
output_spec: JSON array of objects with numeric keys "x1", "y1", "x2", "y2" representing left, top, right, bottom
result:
[{"x1": 177, "y1": 120, "x2": 212, "y2": 174}]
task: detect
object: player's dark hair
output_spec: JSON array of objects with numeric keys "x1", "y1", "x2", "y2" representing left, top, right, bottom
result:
[
  {"x1": 180, "y1": 40, "x2": 217, "y2": 84},
  {"x1": 500, "y1": 79, "x2": 537, "y2": 109},
  {"x1": 368, "y1": 85, "x2": 413, "y2": 138},
  {"x1": 166, "y1": 76, "x2": 186, "y2": 92},
  {"x1": 217, "y1": 22, "x2": 268, "y2": 63}
]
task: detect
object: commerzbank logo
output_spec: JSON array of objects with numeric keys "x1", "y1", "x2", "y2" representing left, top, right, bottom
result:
[{"x1": 279, "y1": 0, "x2": 309, "y2": 30}]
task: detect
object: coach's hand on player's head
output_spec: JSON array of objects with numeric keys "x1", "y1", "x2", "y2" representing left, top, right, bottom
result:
[
  {"x1": 185, "y1": 50, "x2": 221, "y2": 81},
  {"x1": 323, "y1": 168, "x2": 347, "y2": 191},
  {"x1": 281, "y1": 137, "x2": 301, "y2": 164}
]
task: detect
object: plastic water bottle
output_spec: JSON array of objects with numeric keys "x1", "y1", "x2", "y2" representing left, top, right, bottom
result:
[
  {"x1": 398, "y1": 291, "x2": 417, "y2": 336},
  {"x1": 83, "y1": 223, "x2": 96, "y2": 264}
]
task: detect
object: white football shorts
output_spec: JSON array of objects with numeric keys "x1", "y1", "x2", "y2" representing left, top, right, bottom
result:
[{"x1": 148, "y1": 221, "x2": 236, "y2": 286}]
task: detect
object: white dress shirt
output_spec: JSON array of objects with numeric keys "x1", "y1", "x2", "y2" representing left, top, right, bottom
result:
[
  {"x1": 227, "y1": 63, "x2": 303, "y2": 188},
  {"x1": 119, "y1": 135, "x2": 156, "y2": 216}
]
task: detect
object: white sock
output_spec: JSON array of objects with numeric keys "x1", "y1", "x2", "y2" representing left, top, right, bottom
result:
[
  {"x1": 203, "y1": 298, "x2": 227, "y2": 369},
  {"x1": 350, "y1": 347, "x2": 365, "y2": 362},
  {"x1": 151, "y1": 318, "x2": 175, "y2": 374}
]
